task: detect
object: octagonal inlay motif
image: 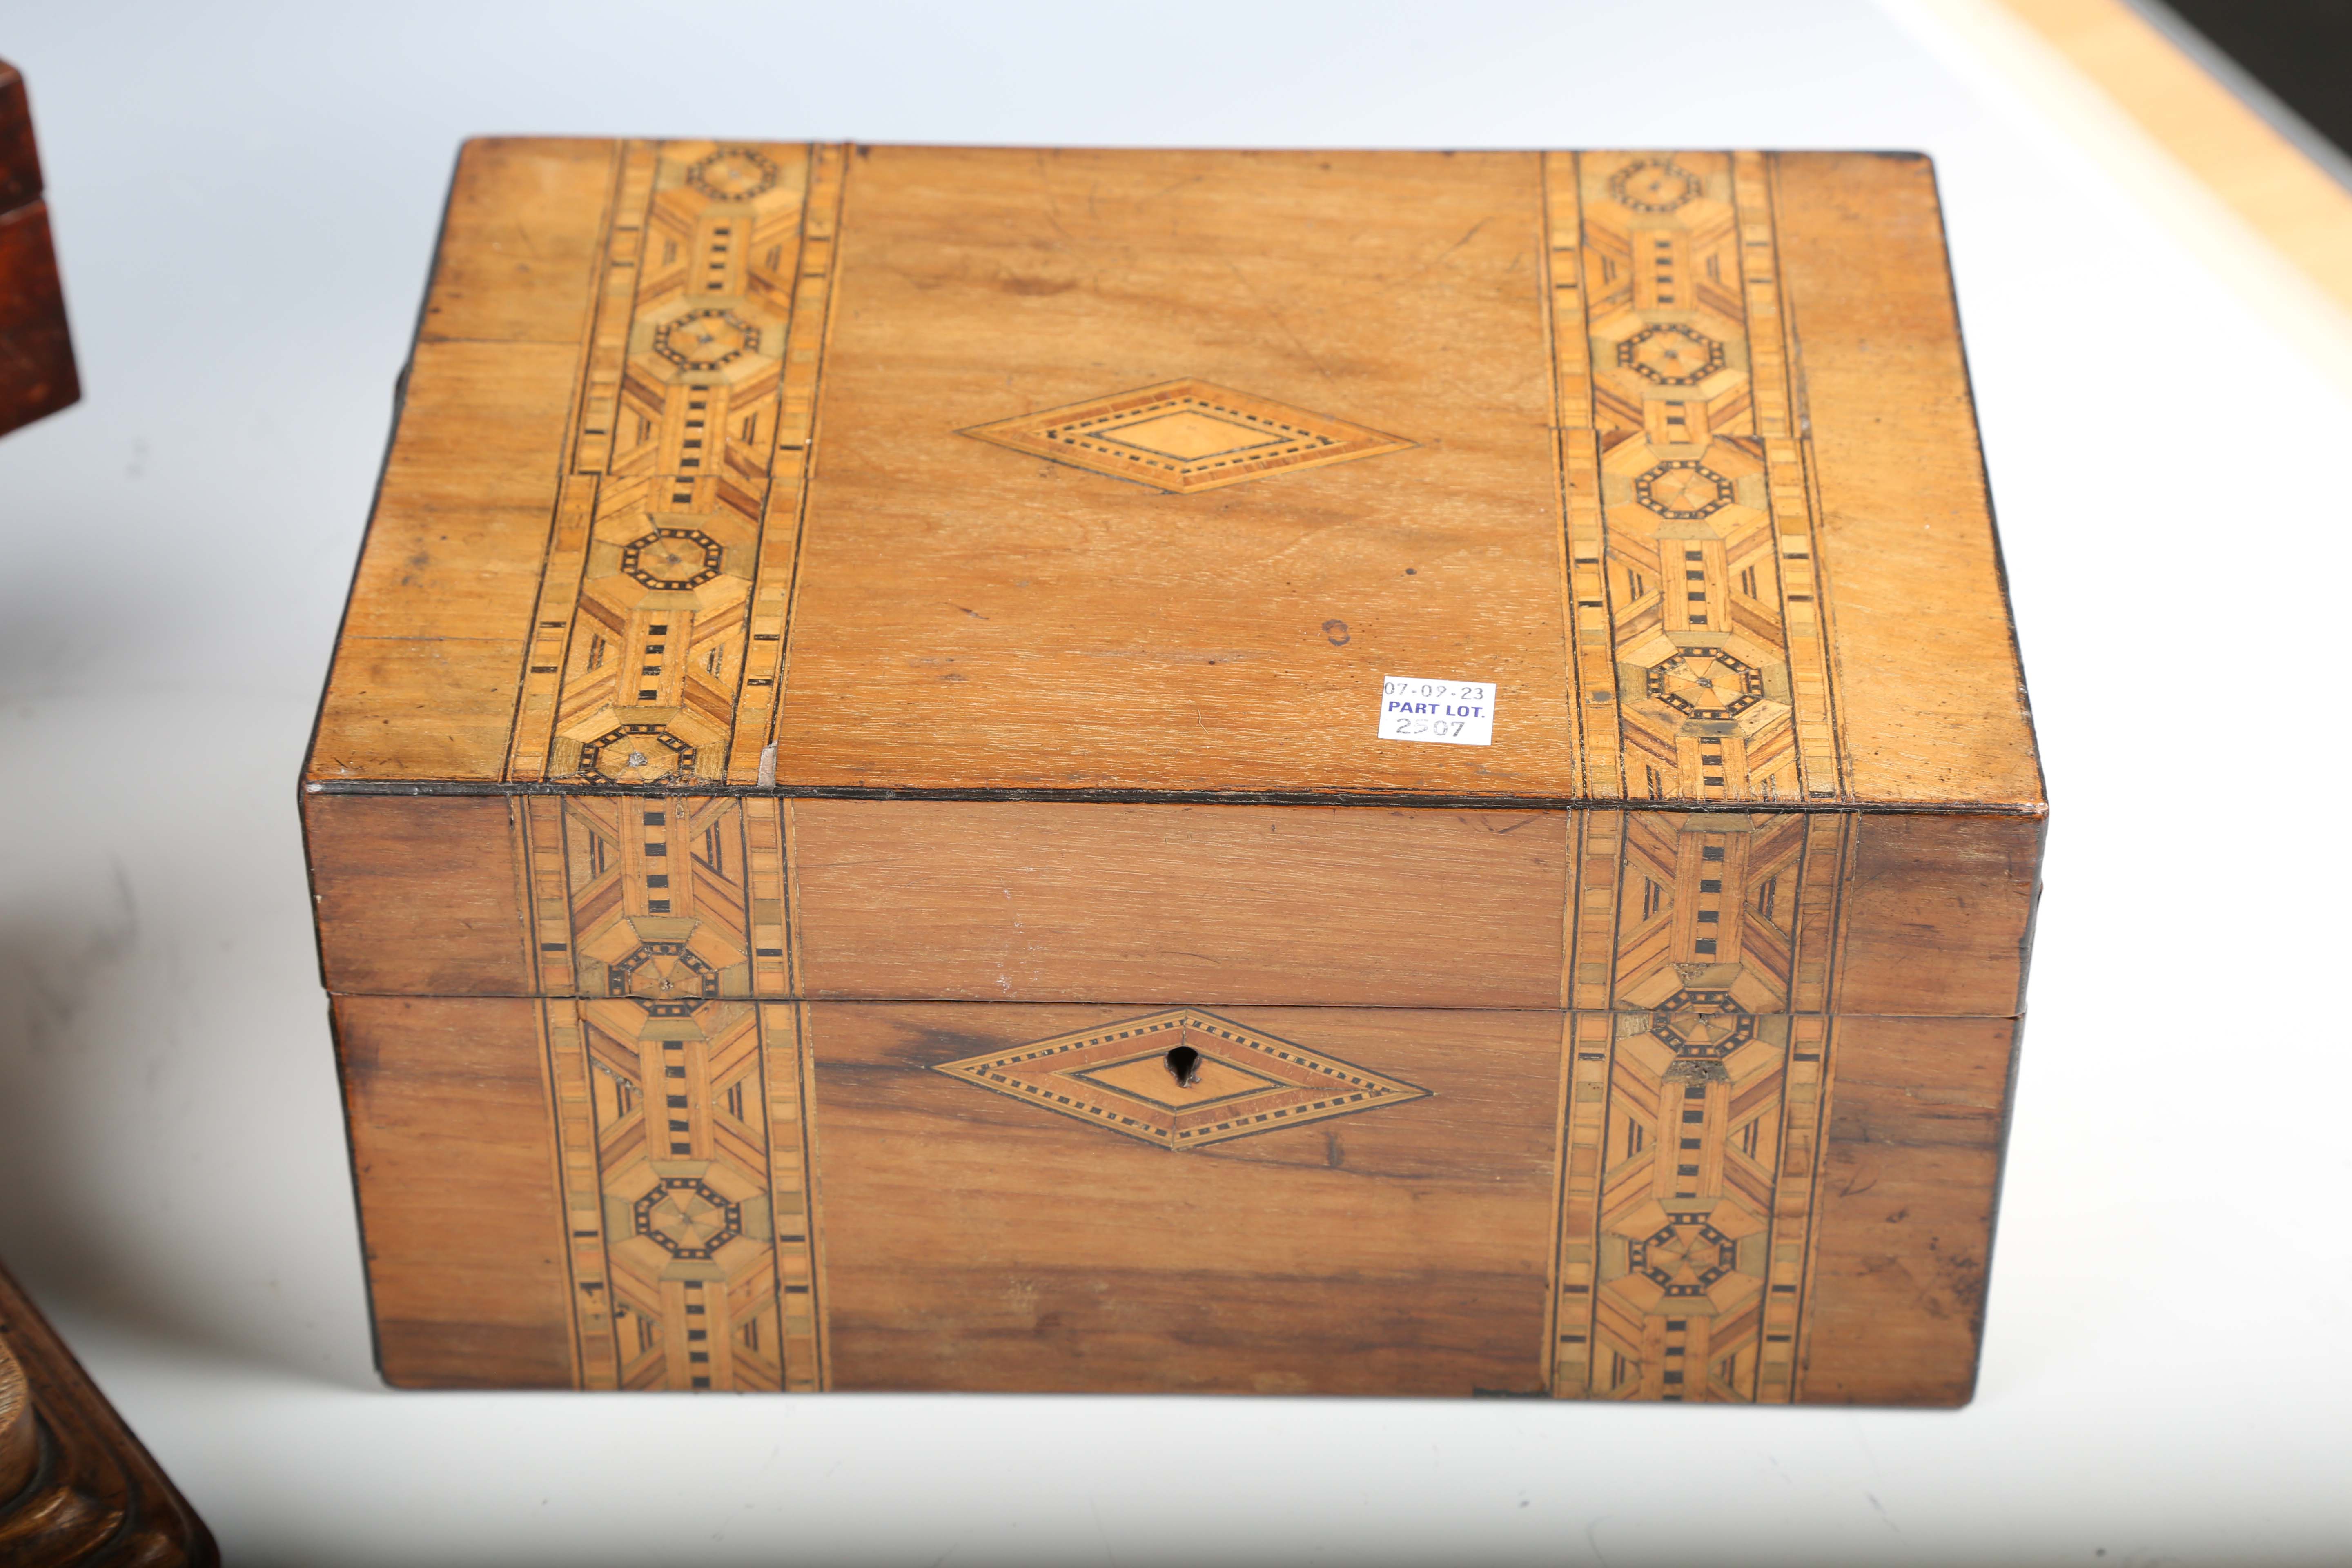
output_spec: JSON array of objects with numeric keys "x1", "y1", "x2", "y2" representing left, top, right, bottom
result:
[
  {"x1": 1617, "y1": 323, "x2": 1726, "y2": 386},
  {"x1": 1634, "y1": 460, "x2": 1734, "y2": 521},
  {"x1": 607, "y1": 942, "x2": 723, "y2": 1014},
  {"x1": 1609, "y1": 159, "x2": 1702, "y2": 213},
  {"x1": 1629, "y1": 1217, "x2": 1741, "y2": 1296},
  {"x1": 1645, "y1": 648, "x2": 1765, "y2": 721},
  {"x1": 579, "y1": 723, "x2": 695, "y2": 784},
  {"x1": 633, "y1": 1176, "x2": 742, "y2": 1261},
  {"x1": 654, "y1": 307, "x2": 761, "y2": 371},
  {"x1": 684, "y1": 146, "x2": 780, "y2": 202},
  {"x1": 621, "y1": 528, "x2": 724, "y2": 591},
  {"x1": 1650, "y1": 989, "x2": 1757, "y2": 1060}
]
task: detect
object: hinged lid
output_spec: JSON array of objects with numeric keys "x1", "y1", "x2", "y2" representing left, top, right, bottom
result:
[{"x1": 306, "y1": 141, "x2": 2040, "y2": 815}]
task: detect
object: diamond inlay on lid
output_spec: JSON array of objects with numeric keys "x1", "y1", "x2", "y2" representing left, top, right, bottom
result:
[
  {"x1": 960, "y1": 378, "x2": 1414, "y2": 494},
  {"x1": 932, "y1": 1007, "x2": 1430, "y2": 1149}
]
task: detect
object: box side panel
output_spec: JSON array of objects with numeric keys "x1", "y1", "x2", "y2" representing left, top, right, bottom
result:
[
  {"x1": 1797, "y1": 1012, "x2": 2020, "y2": 1407},
  {"x1": 808, "y1": 1002, "x2": 1562, "y2": 1396},
  {"x1": 334, "y1": 995, "x2": 575, "y2": 1388},
  {"x1": 1838, "y1": 811, "x2": 2042, "y2": 1018},
  {"x1": 791, "y1": 800, "x2": 1571, "y2": 1008},
  {"x1": 307, "y1": 138, "x2": 615, "y2": 786},
  {"x1": 1771, "y1": 152, "x2": 2042, "y2": 812},
  {"x1": 307, "y1": 793, "x2": 530, "y2": 994}
]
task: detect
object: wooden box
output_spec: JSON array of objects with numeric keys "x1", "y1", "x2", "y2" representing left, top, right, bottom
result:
[{"x1": 303, "y1": 142, "x2": 2043, "y2": 1405}]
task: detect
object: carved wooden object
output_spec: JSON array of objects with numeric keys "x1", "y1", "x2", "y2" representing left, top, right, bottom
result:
[
  {"x1": 0, "y1": 1264, "x2": 217, "y2": 1565},
  {"x1": 0, "y1": 59, "x2": 77, "y2": 439},
  {"x1": 305, "y1": 143, "x2": 2044, "y2": 1404}
]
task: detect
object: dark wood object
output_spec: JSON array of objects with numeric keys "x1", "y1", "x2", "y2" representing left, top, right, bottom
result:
[
  {"x1": 0, "y1": 1264, "x2": 217, "y2": 1565},
  {"x1": 304, "y1": 143, "x2": 2045, "y2": 1405},
  {"x1": 0, "y1": 58, "x2": 76, "y2": 438}
]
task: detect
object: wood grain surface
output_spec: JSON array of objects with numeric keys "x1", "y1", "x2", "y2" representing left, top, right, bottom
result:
[
  {"x1": 334, "y1": 996, "x2": 576, "y2": 1390},
  {"x1": 303, "y1": 141, "x2": 2042, "y2": 811},
  {"x1": 1803, "y1": 1013, "x2": 2022, "y2": 1405},
  {"x1": 340, "y1": 998, "x2": 2015, "y2": 1404},
  {"x1": 0, "y1": 1262, "x2": 217, "y2": 1565},
  {"x1": 307, "y1": 795, "x2": 2037, "y2": 1015}
]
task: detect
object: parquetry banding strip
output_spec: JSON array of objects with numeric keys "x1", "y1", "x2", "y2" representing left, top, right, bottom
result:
[
  {"x1": 524, "y1": 796, "x2": 826, "y2": 1390},
  {"x1": 506, "y1": 140, "x2": 838, "y2": 789},
  {"x1": 1549, "y1": 809, "x2": 1853, "y2": 1402},
  {"x1": 1543, "y1": 152, "x2": 1846, "y2": 806}
]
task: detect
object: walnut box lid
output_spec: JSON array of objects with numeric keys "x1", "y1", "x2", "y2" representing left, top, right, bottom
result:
[{"x1": 303, "y1": 141, "x2": 2041, "y2": 814}]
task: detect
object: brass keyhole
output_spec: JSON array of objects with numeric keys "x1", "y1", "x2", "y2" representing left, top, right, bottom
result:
[{"x1": 1164, "y1": 1045, "x2": 1202, "y2": 1087}]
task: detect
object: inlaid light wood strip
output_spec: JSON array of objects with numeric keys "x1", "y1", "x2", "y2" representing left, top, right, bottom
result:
[
  {"x1": 509, "y1": 474, "x2": 602, "y2": 780},
  {"x1": 519, "y1": 795, "x2": 577, "y2": 992},
  {"x1": 1542, "y1": 152, "x2": 1622, "y2": 801},
  {"x1": 732, "y1": 143, "x2": 851, "y2": 783},
  {"x1": 762, "y1": 1000, "x2": 826, "y2": 1391},
  {"x1": 780, "y1": 797, "x2": 806, "y2": 997},
  {"x1": 1784, "y1": 811, "x2": 1855, "y2": 1401},
  {"x1": 744, "y1": 795, "x2": 791, "y2": 997},
  {"x1": 1756, "y1": 1011, "x2": 1831, "y2": 1402},
  {"x1": 1734, "y1": 152, "x2": 1845, "y2": 802},
  {"x1": 1568, "y1": 807, "x2": 1624, "y2": 1011},
  {"x1": 572, "y1": 143, "x2": 663, "y2": 478},
  {"x1": 541, "y1": 999, "x2": 622, "y2": 1390},
  {"x1": 1550, "y1": 1007, "x2": 1619, "y2": 1396}
]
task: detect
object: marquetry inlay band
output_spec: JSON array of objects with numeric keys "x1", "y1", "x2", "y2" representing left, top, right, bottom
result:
[
  {"x1": 519, "y1": 796, "x2": 826, "y2": 1391},
  {"x1": 1548, "y1": 808, "x2": 1852, "y2": 1403},
  {"x1": 506, "y1": 140, "x2": 847, "y2": 790},
  {"x1": 1543, "y1": 151, "x2": 1846, "y2": 804}
]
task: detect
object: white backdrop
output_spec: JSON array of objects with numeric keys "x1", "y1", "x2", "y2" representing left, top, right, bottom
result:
[{"x1": 0, "y1": 2, "x2": 2346, "y2": 1563}]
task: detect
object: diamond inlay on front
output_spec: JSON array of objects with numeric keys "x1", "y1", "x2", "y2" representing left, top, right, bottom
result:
[
  {"x1": 932, "y1": 1007, "x2": 1430, "y2": 1149},
  {"x1": 961, "y1": 379, "x2": 1414, "y2": 494}
]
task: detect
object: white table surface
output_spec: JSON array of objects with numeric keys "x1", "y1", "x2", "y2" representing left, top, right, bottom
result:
[{"x1": 1, "y1": 2, "x2": 2346, "y2": 1563}]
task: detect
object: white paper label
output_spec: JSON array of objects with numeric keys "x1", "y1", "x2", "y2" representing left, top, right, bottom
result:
[{"x1": 1378, "y1": 676, "x2": 1495, "y2": 746}]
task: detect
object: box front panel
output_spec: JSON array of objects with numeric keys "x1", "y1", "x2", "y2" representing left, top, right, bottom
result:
[
  {"x1": 341, "y1": 991, "x2": 2013, "y2": 1403},
  {"x1": 810, "y1": 1003, "x2": 1561, "y2": 1396}
]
